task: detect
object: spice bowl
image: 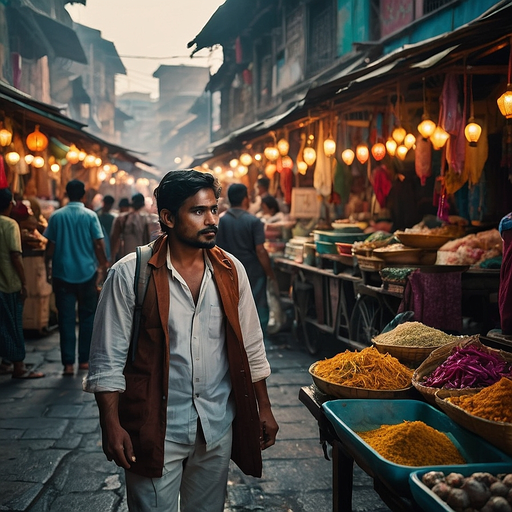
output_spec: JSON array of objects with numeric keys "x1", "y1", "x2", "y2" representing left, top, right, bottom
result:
[
  {"x1": 435, "y1": 389, "x2": 512, "y2": 457},
  {"x1": 322, "y1": 399, "x2": 512, "y2": 497},
  {"x1": 372, "y1": 341, "x2": 440, "y2": 367}
]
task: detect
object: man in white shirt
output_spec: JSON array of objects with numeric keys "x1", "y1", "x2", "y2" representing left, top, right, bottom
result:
[{"x1": 84, "y1": 169, "x2": 278, "y2": 512}]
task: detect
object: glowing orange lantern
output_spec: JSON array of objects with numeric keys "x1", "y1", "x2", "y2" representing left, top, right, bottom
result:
[{"x1": 26, "y1": 125, "x2": 48, "y2": 152}]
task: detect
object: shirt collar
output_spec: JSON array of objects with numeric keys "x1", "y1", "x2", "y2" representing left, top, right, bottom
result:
[{"x1": 165, "y1": 246, "x2": 213, "y2": 277}]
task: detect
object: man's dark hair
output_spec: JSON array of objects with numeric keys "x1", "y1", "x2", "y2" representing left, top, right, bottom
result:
[
  {"x1": 256, "y1": 176, "x2": 270, "y2": 190},
  {"x1": 66, "y1": 179, "x2": 86, "y2": 201},
  {"x1": 131, "y1": 193, "x2": 145, "y2": 210},
  {"x1": 103, "y1": 195, "x2": 115, "y2": 205},
  {"x1": 227, "y1": 183, "x2": 248, "y2": 207},
  {"x1": 119, "y1": 198, "x2": 130, "y2": 208},
  {"x1": 154, "y1": 169, "x2": 221, "y2": 227},
  {"x1": 261, "y1": 194, "x2": 280, "y2": 213},
  {"x1": 0, "y1": 188, "x2": 13, "y2": 211}
]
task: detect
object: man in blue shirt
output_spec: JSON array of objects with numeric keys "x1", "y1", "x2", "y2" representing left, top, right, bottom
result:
[{"x1": 44, "y1": 180, "x2": 108, "y2": 376}]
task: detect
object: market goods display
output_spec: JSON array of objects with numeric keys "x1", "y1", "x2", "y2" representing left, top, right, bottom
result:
[
  {"x1": 373, "y1": 321, "x2": 461, "y2": 366},
  {"x1": 412, "y1": 337, "x2": 512, "y2": 404},
  {"x1": 352, "y1": 231, "x2": 395, "y2": 255},
  {"x1": 419, "y1": 469, "x2": 512, "y2": 512},
  {"x1": 358, "y1": 420, "x2": 466, "y2": 467},
  {"x1": 435, "y1": 378, "x2": 512, "y2": 457}
]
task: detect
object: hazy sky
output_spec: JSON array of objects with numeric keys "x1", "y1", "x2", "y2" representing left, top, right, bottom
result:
[{"x1": 67, "y1": 0, "x2": 225, "y2": 98}]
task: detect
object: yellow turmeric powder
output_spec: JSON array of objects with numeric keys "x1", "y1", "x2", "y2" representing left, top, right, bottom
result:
[
  {"x1": 447, "y1": 377, "x2": 512, "y2": 423},
  {"x1": 313, "y1": 346, "x2": 413, "y2": 390},
  {"x1": 359, "y1": 420, "x2": 466, "y2": 466}
]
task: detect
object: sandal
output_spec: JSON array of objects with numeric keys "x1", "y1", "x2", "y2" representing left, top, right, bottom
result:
[
  {"x1": 12, "y1": 370, "x2": 45, "y2": 379},
  {"x1": 63, "y1": 365, "x2": 74, "y2": 376}
]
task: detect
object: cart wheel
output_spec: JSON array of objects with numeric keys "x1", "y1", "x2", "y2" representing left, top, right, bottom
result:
[{"x1": 349, "y1": 294, "x2": 381, "y2": 346}]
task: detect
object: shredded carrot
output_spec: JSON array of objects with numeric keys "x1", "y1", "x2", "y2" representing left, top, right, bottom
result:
[{"x1": 313, "y1": 346, "x2": 413, "y2": 390}]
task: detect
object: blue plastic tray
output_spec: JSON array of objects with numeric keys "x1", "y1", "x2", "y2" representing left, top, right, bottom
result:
[
  {"x1": 409, "y1": 463, "x2": 512, "y2": 512},
  {"x1": 322, "y1": 399, "x2": 512, "y2": 497}
]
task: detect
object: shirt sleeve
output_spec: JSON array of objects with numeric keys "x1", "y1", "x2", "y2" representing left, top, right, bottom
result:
[
  {"x1": 83, "y1": 255, "x2": 136, "y2": 393},
  {"x1": 231, "y1": 255, "x2": 271, "y2": 382},
  {"x1": 7, "y1": 220, "x2": 22, "y2": 253},
  {"x1": 91, "y1": 212, "x2": 104, "y2": 240},
  {"x1": 253, "y1": 217, "x2": 266, "y2": 246}
]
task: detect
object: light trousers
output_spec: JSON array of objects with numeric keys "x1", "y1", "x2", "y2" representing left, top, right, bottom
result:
[{"x1": 125, "y1": 426, "x2": 232, "y2": 512}]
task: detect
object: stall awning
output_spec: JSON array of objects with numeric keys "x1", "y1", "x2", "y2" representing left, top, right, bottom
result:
[{"x1": 6, "y1": 5, "x2": 87, "y2": 64}]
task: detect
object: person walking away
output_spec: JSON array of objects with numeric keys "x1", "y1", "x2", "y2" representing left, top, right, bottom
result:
[
  {"x1": 0, "y1": 188, "x2": 44, "y2": 379},
  {"x1": 84, "y1": 169, "x2": 278, "y2": 512},
  {"x1": 44, "y1": 180, "x2": 108, "y2": 376},
  {"x1": 118, "y1": 197, "x2": 130, "y2": 213},
  {"x1": 216, "y1": 183, "x2": 279, "y2": 340},
  {"x1": 110, "y1": 193, "x2": 157, "y2": 263},
  {"x1": 248, "y1": 175, "x2": 271, "y2": 215},
  {"x1": 96, "y1": 195, "x2": 116, "y2": 261}
]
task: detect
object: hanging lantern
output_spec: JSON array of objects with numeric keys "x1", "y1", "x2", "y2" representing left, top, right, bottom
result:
[
  {"x1": 213, "y1": 165, "x2": 222, "y2": 175},
  {"x1": 497, "y1": 86, "x2": 512, "y2": 119},
  {"x1": 32, "y1": 156, "x2": 45, "y2": 168},
  {"x1": 265, "y1": 163, "x2": 277, "y2": 178},
  {"x1": 430, "y1": 126, "x2": 450, "y2": 150},
  {"x1": 84, "y1": 154, "x2": 97, "y2": 168},
  {"x1": 396, "y1": 145, "x2": 408, "y2": 160},
  {"x1": 392, "y1": 126, "x2": 406, "y2": 144},
  {"x1": 5, "y1": 151, "x2": 20, "y2": 165},
  {"x1": 464, "y1": 119, "x2": 482, "y2": 146},
  {"x1": 94, "y1": 157, "x2": 102, "y2": 167},
  {"x1": 237, "y1": 165, "x2": 248, "y2": 176},
  {"x1": 385, "y1": 139, "x2": 397, "y2": 156},
  {"x1": 264, "y1": 146, "x2": 279, "y2": 162},
  {"x1": 404, "y1": 133, "x2": 416, "y2": 149},
  {"x1": 297, "y1": 161, "x2": 308, "y2": 175},
  {"x1": 277, "y1": 138, "x2": 289, "y2": 156},
  {"x1": 66, "y1": 144, "x2": 80, "y2": 164},
  {"x1": 323, "y1": 136, "x2": 336, "y2": 157},
  {"x1": 303, "y1": 146, "x2": 317, "y2": 166},
  {"x1": 78, "y1": 150, "x2": 87, "y2": 161},
  {"x1": 26, "y1": 125, "x2": 48, "y2": 152},
  {"x1": 356, "y1": 144, "x2": 369, "y2": 164},
  {"x1": 254, "y1": 153, "x2": 262, "y2": 161},
  {"x1": 341, "y1": 149, "x2": 355, "y2": 166},
  {"x1": 229, "y1": 158, "x2": 239, "y2": 169},
  {"x1": 0, "y1": 128, "x2": 12, "y2": 147},
  {"x1": 418, "y1": 118, "x2": 436, "y2": 139},
  {"x1": 50, "y1": 163, "x2": 60, "y2": 173},
  {"x1": 98, "y1": 169, "x2": 107, "y2": 181},
  {"x1": 371, "y1": 143, "x2": 386, "y2": 161},
  {"x1": 239, "y1": 152, "x2": 253, "y2": 166},
  {"x1": 281, "y1": 155, "x2": 293, "y2": 169},
  {"x1": 109, "y1": 177, "x2": 116, "y2": 185}
]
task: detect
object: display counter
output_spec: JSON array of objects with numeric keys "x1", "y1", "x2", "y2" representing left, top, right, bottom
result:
[{"x1": 273, "y1": 254, "x2": 501, "y2": 353}]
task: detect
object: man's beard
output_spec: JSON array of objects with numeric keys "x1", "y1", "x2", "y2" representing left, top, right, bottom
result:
[{"x1": 175, "y1": 227, "x2": 218, "y2": 249}]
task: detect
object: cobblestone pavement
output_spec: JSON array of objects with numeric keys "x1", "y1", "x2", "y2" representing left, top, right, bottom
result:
[{"x1": 0, "y1": 327, "x2": 391, "y2": 512}]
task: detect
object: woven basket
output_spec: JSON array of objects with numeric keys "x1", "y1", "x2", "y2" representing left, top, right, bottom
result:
[
  {"x1": 435, "y1": 389, "x2": 512, "y2": 456},
  {"x1": 412, "y1": 336, "x2": 512, "y2": 406},
  {"x1": 355, "y1": 254, "x2": 386, "y2": 271},
  {"x1": 309, "y1": 362, "x2": 414, "y2": 399},
  {"x1": 372, "y1": 341, "x2": 438, "y2": 367}
]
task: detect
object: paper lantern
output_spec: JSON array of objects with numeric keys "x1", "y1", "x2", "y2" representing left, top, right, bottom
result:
[
  {"x1": 297, "y1": 161, "x2": 308, "y2": 175},
  {"x1": 303, "y1": 147, "x2": 317, "y2": 166},
  {"x1": 404, "y1": 133, "x2": 416, "y2": 149},
  {"x1": 25, "y1": 154, "x2": 34, "y2": 165},
  {"x1": 94, "y1": 157, "x2": 102, "y2": 167},
  {"x1": 5, "y1": 151, "x2": 20, "y2": 165},
  {"x1": 277, "y1": 138, "x2": 289, "y2": 156},
  {"x1": 229, "y1": 158, "x2": 239, "y2": 168},
  {"x1": 281, "y1": 155, "x2": 293, "y2": 169},
  {"x1": 323, "y1": 137, "x2": 336, "y2": 157},
  {"x1": 396, "y1": 145, "x2": 408, "y2": 160},
  {"x1": 26, "y1": 125, "x2": 48, "y2": 152},
  {"x1": 265, "y1": 163, "x2": 277, "y2": 178},
  {"x1": 356, "y1": 144, "x2": 369, "y2": 164},
  {"x1": 237, "y1": 165, "x2": 248, "y2": 176},
  {"x1": 0, "y1": 128, "x2": 12, "y2": 147},
  {"x1": 239, "y1": 153, "x2": 252, "y2": 166},
  {"x1": 50, "y1": 163, "x2": 60, "y2": 173},
  {"x1": 264, "y1": 146, "x2": 279, "y2": 162},
  {"x1": 392, "y1": 126, "x2": 406, "y2": 144},
  {"x1": 78, "y1": 150, "x2": 86, "y2": 161},
  {"x1": 371, "y1": 143, "x2": 386, "y2": 161},
  {"x1": 430, "y1": 126, "x2": 450, "y2": 150},
  {"x1": 66, "y1": 144, "x2": 80, "y2": 164},
  {"x1": 497, "y1": 87, "x2": 512, "y2": 118},
  {"x1": 385, "y1": 139, "x2": 397, "y2": 157},
  {"x1": 341, "y1": 149, "x2": 355, "y2": 166},
  {"x1": 464, "y1": 119, "x2": 482, "y2": 146},
  {"x1": 418, "y1": 118, "x2": 436, "y2": 139},
  {"x1": 84, "y1": 154, "x2": 97, "y2": 168},
  {"x1": 32, "y1": 156, "x2": 45, "y2": 168}
]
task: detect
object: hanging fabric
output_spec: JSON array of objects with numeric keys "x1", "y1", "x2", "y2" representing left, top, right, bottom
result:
[{"x1": 313, "y1": 120, "x2": 332, "y2": 197}]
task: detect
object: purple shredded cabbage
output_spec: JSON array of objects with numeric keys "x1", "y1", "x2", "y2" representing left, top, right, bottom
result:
[{"x1": 422, "y1": 344, "x2": 512, "y2": 389}]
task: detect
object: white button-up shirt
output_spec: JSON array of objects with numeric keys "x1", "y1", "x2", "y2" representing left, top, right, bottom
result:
[{"x1": 84, "y1": 247, "x2": 271, "y2": 448}]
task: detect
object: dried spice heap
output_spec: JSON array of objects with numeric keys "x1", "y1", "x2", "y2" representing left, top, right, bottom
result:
[
  {"x1": 313, "y1": 346, "x2": 413, "y2": 390},
  {"x1": 373, "y1": 321, "x2": 458, "y2": 347},
  {"x1": 359, "y1": 420, "x2": 466, "y2": 467},
  {"x1": 448, "y1": 377, "x2": 512, "y2": 423}
]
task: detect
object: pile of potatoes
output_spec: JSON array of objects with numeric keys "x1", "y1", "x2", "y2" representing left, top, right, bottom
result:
[{"x1": 421, "y1": 470, "x2": 512, "y2": 512}]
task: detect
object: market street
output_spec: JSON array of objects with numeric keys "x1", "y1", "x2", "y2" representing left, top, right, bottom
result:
[{"x1": 0, "y1": 327, "x2": 391, "y2": 512}]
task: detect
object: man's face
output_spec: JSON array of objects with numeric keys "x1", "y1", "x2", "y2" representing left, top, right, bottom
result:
[{"x1": 162, "y1": 188, "x2": 219, "y2": 249}]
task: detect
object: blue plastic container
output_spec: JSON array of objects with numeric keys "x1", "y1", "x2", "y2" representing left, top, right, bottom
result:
[
  {"x1": 409, "y1": 464, "x2": 512, "y2": 512},
  {"x1": 322, "y1": 399, "x2": 512, "y2": 497}
]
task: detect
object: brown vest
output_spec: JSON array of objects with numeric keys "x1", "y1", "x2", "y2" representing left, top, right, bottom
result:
[{"x1": 118, "y1": 235, "x2": 262, "y2": 478}]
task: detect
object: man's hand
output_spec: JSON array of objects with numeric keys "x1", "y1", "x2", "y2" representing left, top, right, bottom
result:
[
  {"x1": 259, "y1": 409, "x2": 279, "y2": 450},
  {"x1": 100, "y1": 421, "x2": 136, "y2": 469}
]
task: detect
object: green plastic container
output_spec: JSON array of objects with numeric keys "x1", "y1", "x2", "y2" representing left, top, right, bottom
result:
[
  {"x1": 313, "y1": 230, "x2": 368, "y2": 243},
  {"x1": 322, "y1": 399, "x2": 512, "y2": 497}
]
